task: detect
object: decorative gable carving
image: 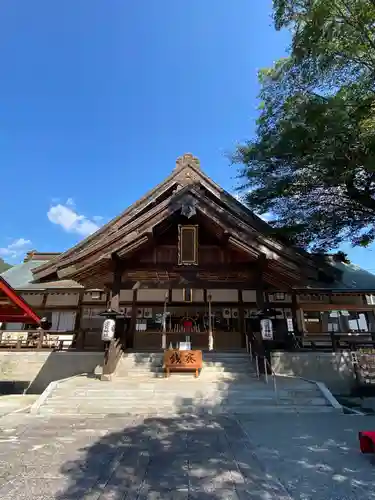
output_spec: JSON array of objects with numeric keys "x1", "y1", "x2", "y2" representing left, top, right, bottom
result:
[{"x1": 175, "y1": 153, "x2": 200, "y2": 170}]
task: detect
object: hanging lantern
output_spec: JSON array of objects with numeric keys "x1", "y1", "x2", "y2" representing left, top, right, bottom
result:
[
  {"x1": 102, "y1": 318, "x2": 115, "y2": 341},
  {"x1": 260, "y1": 318, "x2": 273, "y2": 340}
]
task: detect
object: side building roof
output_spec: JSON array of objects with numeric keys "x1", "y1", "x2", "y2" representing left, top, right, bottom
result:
[
  {"x1": 0, "y1": 260, "x2": 82, "y2": 291},
  {"x1": 329, "y1": 262, "x2": 375, "y2": 292}
]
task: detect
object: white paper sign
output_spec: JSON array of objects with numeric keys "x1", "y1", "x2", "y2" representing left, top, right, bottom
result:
[
  {"x1": 260, "y1": 318, "x2": 273, "y2": 340},
  {"x1": 101, "y1": 319, "x2": 115, "y2": 341},
  {"x1": 179, "y1": 342, "x2": 191, "y2": 351}
]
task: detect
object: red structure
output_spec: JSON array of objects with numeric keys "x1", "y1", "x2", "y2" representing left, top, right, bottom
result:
[
  {"x1": 0, "y1": 276, "x2": 41, "y2": 325},
  {"x1": 359, "y1": 432, "x2": 375, "y2": 454}
]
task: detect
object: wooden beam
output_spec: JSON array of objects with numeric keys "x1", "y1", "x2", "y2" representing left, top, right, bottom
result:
[
  {"x1": 238, "y1": 289, "x2": 245, "y2": 349},
  {"x1": 0, "y1": 314, "x2": 30, "y2": 322},
  {"x1": 301, "y1": 304, "x2": 375, "y2": 312},
  {"x1": 0, "y1": 277, "x2": 41, "y2": 325},
  {"x1": 120, "y1": 262, "x2": 258, "y2": 272},
  {"x1": 114, "y1": 280, "x2": 257, "y2": 290}
]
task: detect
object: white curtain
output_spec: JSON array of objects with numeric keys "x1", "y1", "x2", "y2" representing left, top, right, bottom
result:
[{"x1": 51, "y1": 311, "x2": 76, "y2": 331}]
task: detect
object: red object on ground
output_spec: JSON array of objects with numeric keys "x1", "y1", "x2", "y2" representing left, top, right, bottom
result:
[{"x1": 359, "y1": 432, "x2": 375, "y2": 454}]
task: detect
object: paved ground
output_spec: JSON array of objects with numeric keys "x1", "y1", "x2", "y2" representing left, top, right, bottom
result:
[
  {"x1": 0, "y1": 413, "x2": 375, "y2": 499},
  {"x1": 0, "y1": 395, "x2": 37, "y2": 417}
]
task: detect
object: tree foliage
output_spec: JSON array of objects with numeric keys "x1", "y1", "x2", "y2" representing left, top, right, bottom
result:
[
  {"x1": 235, "y1": 0, "x2": 375, "y2": 251},
  {"x1": 0, "y1": 258, "x2": 12, "y2": 273}
]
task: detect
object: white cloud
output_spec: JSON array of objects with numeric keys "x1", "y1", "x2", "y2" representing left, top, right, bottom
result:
[
  {"x1": 0, "y1": 238, "x2": 33, "y2": 260},
  {"x1": 47, "y1": 201, "x2": 101, "y2": 237},
  {"x1": 92, "y1": 215, "x2": 104, "y2": 223}
]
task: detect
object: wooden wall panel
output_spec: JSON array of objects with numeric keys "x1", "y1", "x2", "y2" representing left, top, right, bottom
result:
[
  {"x1": 82, "y1": 292, "x2": 106, "y2": 303},
  {"x1": 45, "y1": 293, "x2": 80, "y2": 307},
  {"x1": 137, "y1": 289, "x2": 169, "y2": 302},
  {"x1": 120, "y1": 290, "x2": 134, "y2": 302},
  {"x1": 171, "y1": 289, "x2": 204, "y2": 302},
  {"x1": 208, "y1": 289, "x2": 239, "y2": 302},
  {"x1": 20, "y1": 293, "x2": 45, "y2": 307},
  {"x1": 242, "y1": 290, "x2": 257, "y2": 303}
]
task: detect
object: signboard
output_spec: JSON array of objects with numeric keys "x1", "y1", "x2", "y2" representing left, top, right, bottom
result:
[
  {"x1": 352, "y1": 349, "x2": 375, "y2": 386},
  {"x1": 101, "y1": 319, "x2": 115, "y2": 341},
  {"x1": 260, "y1": 318, "x2": 273, "y2": 340},
  {"x1": 0, "y1": 331, "x2": 28, "y2": 343}
]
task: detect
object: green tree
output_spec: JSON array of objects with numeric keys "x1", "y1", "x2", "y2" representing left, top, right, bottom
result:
[
  {"x1": 0, "y1": 258, "x2": 12, "y2": 273},
  {"x1": 235, "y1": 0, "x2": 375, "y2": 251}
]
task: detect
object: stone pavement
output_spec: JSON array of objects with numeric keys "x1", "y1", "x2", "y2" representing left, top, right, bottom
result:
[
  {"x1": 0, "y1": 395, "x2": 37, "y2": 417},
  {"x1": 0, "y1": 413, "x2": 375, "y2": 499}
]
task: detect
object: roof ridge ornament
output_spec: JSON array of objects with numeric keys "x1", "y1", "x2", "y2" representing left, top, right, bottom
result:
[{"x1": 175, "y1": 153, "x2": 201, "y2": 170}]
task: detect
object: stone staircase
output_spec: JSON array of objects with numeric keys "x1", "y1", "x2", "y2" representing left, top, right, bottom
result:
[{"x1": 32, "y1": 351, "x2": 339, "y2": 416}]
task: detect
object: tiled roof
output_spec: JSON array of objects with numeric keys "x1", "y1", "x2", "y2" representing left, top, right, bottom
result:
[
  {"x1": 0, "y1": 260, "x2": 46, "y2": 288},
  {"x1": 0, "y1": 260, "x2": 82, "y2": 290},
  {"x1": 330, "y1": 262, "x2": 375, "y2": 291}
]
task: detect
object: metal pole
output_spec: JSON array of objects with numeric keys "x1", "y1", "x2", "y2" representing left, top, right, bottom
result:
[
  {"x1": 162, "y1": 297, "x2": 167, "y2": 350},
  {"x1": 273, "y1": 374, "x2": 278, "y2": 403},
  {"x1": 255, "y1": 355, "x2": 260, "y2": 379},
  {"x1": 208, "y1": 294, "x2": 213, "y2": 351},
  {"x1": 245, "y1": 334, "x2": 249, "y2": 354},
  {"x1": 264, "y1": 356, "x2": 268, "y2": 383}
]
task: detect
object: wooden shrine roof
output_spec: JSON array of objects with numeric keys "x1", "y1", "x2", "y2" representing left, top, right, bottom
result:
[
  {"x1": 0, "y1": 276, "x2": 41, "y2": 324},
  {"x1": 30, "y1": 153, "x2": 337, "y2": 287}
]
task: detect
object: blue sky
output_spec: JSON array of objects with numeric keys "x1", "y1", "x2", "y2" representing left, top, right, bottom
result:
[{"x1": 1, "y1": 1, "x2": 374, "y2": 272}]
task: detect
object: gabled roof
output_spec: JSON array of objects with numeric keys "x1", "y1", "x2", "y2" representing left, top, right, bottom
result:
[
  {"x1": 0, "y1": 276, "x2": 41, "y2": 324},
  {"x1": 31, "y1": 153, "x2": 334, "y2": 286}
]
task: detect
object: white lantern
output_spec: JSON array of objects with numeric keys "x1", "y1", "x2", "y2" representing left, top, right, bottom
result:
[{"x1": 102, "y1": 319, "x2": 115, "y2": 341}]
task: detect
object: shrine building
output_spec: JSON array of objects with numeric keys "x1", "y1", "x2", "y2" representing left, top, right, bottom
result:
[{"x1": 2, "y1": 153, "x2": 375, "y2": 354}]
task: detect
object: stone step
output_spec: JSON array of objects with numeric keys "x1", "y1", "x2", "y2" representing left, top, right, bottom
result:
[
  {"x1": 115, "y1": 369, "x2": 256, "y2": 377},
  {"x1": 32, "y1": 351, "x2": 337, "y2": 416},
  {"x1": 37, "y1": 405, "x2": 335, "y2": 416},
  {"x1": 57, "y1": 377, "x2": 320, "y2": 389},
  {"x1": 61, "y1": 381, "x2": 319, "y2": 390},
  {"x1": 54, "y1": 383, "x2": 321, "y2": 395},
  {"x1": 45, "y1": 397, "x2": 328, "y2": 408},
  {"x1": 108, "y1": 374, "x2": 260, "y2": 383}
]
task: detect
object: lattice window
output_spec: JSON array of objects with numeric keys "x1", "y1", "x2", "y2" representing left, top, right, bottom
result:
[{"x1": 178, "y1": 225, "x2": 198, "y2": 265}]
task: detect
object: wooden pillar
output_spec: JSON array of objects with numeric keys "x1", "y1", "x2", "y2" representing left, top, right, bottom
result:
[
  {"x1": 110, "y1": 255, "x2": 122, "y2": 312},
  {"x1": 127, "y1": 289, "x2": 137, "y2": 349},
  {"x1": 255, "y1": 254, "x2": 267, "y2": 372},
  {"x1": 291, "y1": 291, "x2": 301, "y2": 348},
  {"x1": 73, "y1": 290, "x2": 85, "y2": 349},
  {"x1": 110, "y1": 255, "x2": 124, "y2": 352},
  {"x1": 239, "y1": 289, "x2": 245, "y2": 348}
]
